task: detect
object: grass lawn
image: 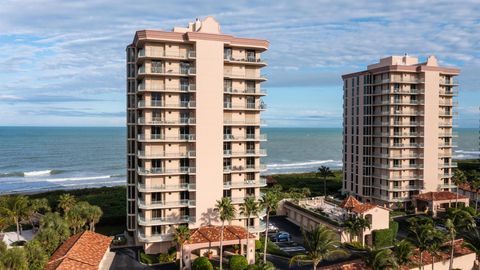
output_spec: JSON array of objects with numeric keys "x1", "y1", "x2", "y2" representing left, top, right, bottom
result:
[{"x1": 271, "y1": 170, "x2": 344, "y2": 198}]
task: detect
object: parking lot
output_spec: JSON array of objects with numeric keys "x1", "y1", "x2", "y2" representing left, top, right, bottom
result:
[{"x1": 268, "y1": 216, "x2": 306, "y2": 255}]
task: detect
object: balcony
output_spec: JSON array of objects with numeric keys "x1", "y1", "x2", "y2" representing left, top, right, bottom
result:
[
  {"x1": 137, "y1": 199, "x2": 196, "y2": 209},
  {"x1": 439, "y1": 79, "x2": 458, "y2": 85},
  {"x1": 224, "y1": 56, "x2": 266, "y2": 65},
  {"x1": 137, "y1": 50, "x2": 196, "y2": 60},
  {"x1": 224, "y1": 119, "x2": 266, "y2": 126},
  {"x1": 137, "y1": 150, "x2": 196, "y2": 159},
  {"x1": 372, "y1": 153, "x2": 424, "y2": 159},
  {"x1": 137, "y1": 134, "x2": 196, "y2": 142},
  {"x1": 439, "y1": 173, "x2": 453, "y2": 178},
  {"x1": 138, "y1": 183, "x2": 196, "y2": 192},
  {"x1": 137, "y1": 84, "x2": 196, "y2": 93},
  {"x1": 374, "y1": 143, "x2": 424, "y2": 148},
  {"x1": 137, "y1": 167, "x2": 196, "y2": 175},
  {"x1": 224, "y1": 87, "x2": 267, "y2": 95},
  {"x1": 137, "y1": 232, "x2": 174, "y2": 242},
  {"x1": 389, "y1": 78, "x2": 425, "y2": 84},
  {"x1": 231, "y1": 196, "x2": 262, "y2": 204},
  {"x1": 380, "y1": 185, "x2": 423, "y2": 191},
  {"x1": 374, "y1": 174, "x2": 423, "y2": 181},
  {"x1": 439, "y1": 101, "x2": 458, "y2": 106},
  {"x1": 138, "y1": 66, "x2": 196, "y2": 76},
  {"x1": 224, "y1": 71, "x2": 267, "y2": 81},
  {"x1": 137, "y1": 117, "x2": 196, "y2": 125},
  {"x1": 438, "y1": 162, "x2": 457, "y2": 168},
  {"x1": 378, "y1": 195, "x2": 411, "y2": 202},
  {"x1": 223, "y1": 134, "x2": 267, "y2": 141},
  {"x1": 137, "y1": 100, "x2": 196, "y2": 109},
  {"x1": 438, "y1": 132, "x2": 458, "y2": 137},
  {"x1": 223, "y1": 164, "x2": 267, "y2": 173},
  {"x1": 137, "y1": 215, "x2": 194, "y2": 226},
  {"x1": 223, "y1": 102, "x2": 267, "y2": 110},
  {"x1": 378, "y1": 89, "x2": 424, "y2": 95},
  {"x1": 223, "y1": 178, "x2": 267, "y2": 189},
  {"x1": 438, "y1": 183, "x2": 457, "y2": 189},
  {"x1": 439, "y1": 143, "x2": 457, "y2": 148},
  {"x1": 236, "y1": 209, "x2": 267, "y2": 219},
  {"x1": 223, "y1": 149, "x2": 267, "y2": 157},
  {"x1": 439, "y1": 89, "x2": 458, "y2": 96},
  {"x1": 439, "y1": 111, "x2": 458, "y2": 117},
  {"x1": 248, "y1": 222, "x2": 267, "y2": 233}
]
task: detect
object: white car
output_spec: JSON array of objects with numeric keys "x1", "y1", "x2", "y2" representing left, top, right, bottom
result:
[{"x1": 268, "y1": 223, "x2": 278, "y2": 232}]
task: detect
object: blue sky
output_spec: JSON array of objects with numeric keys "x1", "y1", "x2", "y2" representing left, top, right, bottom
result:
[{"x1": 0, "y1": 0, "x2": 479, "y2": 127}]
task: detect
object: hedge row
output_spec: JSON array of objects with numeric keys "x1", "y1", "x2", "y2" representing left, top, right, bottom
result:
[{"x1": 372, "y1": 221, "x2": 398, "y2": 248}]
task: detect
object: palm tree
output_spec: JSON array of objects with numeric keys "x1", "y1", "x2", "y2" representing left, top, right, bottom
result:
[
  {"x1": 343, "y1": 215, "x2": 371, "y2": 244},
  {"x1": 0, "y1": 247, "x2": 28, "y2": 270},
  {"x1": 215, "y1": 197, "x2": 236, "y2": 270},
  {"x1": 57, "y1": 193, "x2": 76, "y2": 214},
  {"x1": 426, "y1": 229, "x2": 444, "y2": 270},
  {"x1": 66, "y1": 205, "x2": 86, "y2": 234},
  {"x1": 463, "y1": 227, "x2": 480, "y2": 270},
  {"x1": 409, "y1": 217, "x2": 435, "y2": 270},
  {"x1": 317, "y1": 166, "x2": 334, "y2": 197},
  {"x1": 240, "y1": 196, "x2": 261, "y2": 264},
  {"x1": 445, "y1": 208, "x2": 474, "y2": 270},
  {"x1": 452, "y1": 169, "x2": 467, "y2": 207},
  {"x1": 260, "y1": 190, "x2": 280, "y2": 262},
  {"x1": 394, "y1": 240, "x2": 414, "y2": 268},
  {"x1": 364, "y1": 248, "x2": 398, "y2": 270},
  {"x1": 40, "y1": 212, "x2": 71, "y2": 242},
  {"x1": 0, "y1": 195, "x2": 29, "y2": 241},
  {"x1": 173, "y1": 225, "x2": 190, "y2": 270},
  {"x1": 85, "y1": 205, "x2": 102, "y2": 231},
  {"x1": 289, "y1": 225, "x2": 348, "y2": 270},
  {"x1": 25, "y1": 198, "x2": 50, "y2": 231},
  {"x1": 471, "y1": 178, "x2": 480, "y2": 212}
]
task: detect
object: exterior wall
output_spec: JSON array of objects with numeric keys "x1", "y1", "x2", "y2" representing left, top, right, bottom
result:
[
  {"x1": 413, "y1": 252, "x2": 476, "y2": 270},
  {"x1": 193, "y1": 38, "x2": 224, "y2": 228},
  {"x1": 342, "y1": 56, "x2": 459, "y2": 207}
]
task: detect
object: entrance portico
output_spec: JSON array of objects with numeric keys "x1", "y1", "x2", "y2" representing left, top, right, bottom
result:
[{"x1": 182, "y1": 225, "x2": 255, "y2": 270}]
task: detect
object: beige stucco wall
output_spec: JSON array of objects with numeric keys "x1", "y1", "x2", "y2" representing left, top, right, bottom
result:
[
  {"x1": 193, "y1": 38, "x2": 224, "y2": 228},
  {"x1": 423, "y1": 70, "x2": 440, "y2": 192}
]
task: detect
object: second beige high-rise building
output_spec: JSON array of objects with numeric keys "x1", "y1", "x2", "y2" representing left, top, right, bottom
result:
[
  {"x1": 342, "y1": 55, "x2": 459, "y2": 207},
  {"x1": 126, "y1": 17, "x2": 268, "y2": 253}
]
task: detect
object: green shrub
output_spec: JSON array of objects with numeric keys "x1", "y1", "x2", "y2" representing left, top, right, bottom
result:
[
  {"x1": 255, "y1": 240, "x2": 262, "y2": 251},
  {"x1": 372, "y1": 221, "x2": 398, "y2": 248},
  {"x1": 229, "y1": 255, "x2": 248, "y2": 270},
  {"x1": 139, "y1": 251, "x2": 159, "y2": 264},
  {"x1": 158, "y1": 253, "x2": 175, "y2": 263},
  {"x1": 192, "y1": 257, "x2": 213, "y2": 270},
  {"x1": 10, "y1": 241, "x2": 26, "y2": 246},
  {"x1": 168, "y1": 246, "x2": 177, "y2": 255}
]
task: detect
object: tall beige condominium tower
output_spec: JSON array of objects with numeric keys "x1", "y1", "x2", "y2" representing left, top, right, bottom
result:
[
  {"x1": 126, "y1": 17, "x2": 269, "y2": 253},
  {"x1": 341, "y1": 55, "x2": 460, "y2": 207}
]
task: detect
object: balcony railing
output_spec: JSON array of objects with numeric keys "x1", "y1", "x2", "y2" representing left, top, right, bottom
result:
[
  {"x1": 137, "y1": 134, "x2": 196, "y2": 141},
  {"x1": 248, "y1": 222, "x2": 267, "y2": 233},
  {"x1": 137, "y1": 100, "x2": 196, "y2": 109},
  {"x1": 224, "y1": 119, "x2": 266, "y2": 125},
  {"x1": 137, "y1": 66, "x2": 196, "y2": 75},
  {"x1": 223, "y1": 134, "x2": 267, "y2": 141},
  {"x1": 138, "y1": 167, "x2": 196, "y2": 175},
  {"x1": 224, "y1": 56, "x2": 266, "y2": 64},
  {"x1": 224, "y1": 87, "x2": 267, "y2": 95},
  {"x1": 137, "y1": 150, "x2": 196, "y2": 158},
  {"x1": 439, "y1": 162, "x2": 457, "y2": 168},
  {"x1": 439, "y1": 90, "x2": 459, "y2": 95},
  {"x1": 137, "y1": 50, "x2": 196, "y2": 59},
  {"x1": 224, "y1": 71, "x2": 267, "y2": 80},
  {"x1": 223, "y1": 102, "x2": 267, "y2": 110},
  {"x1": 223, "y1": 178, "x2": 267, "y2": 189},
  {"x1": 137, "y1": 232, "x2": 174, "y2": 242},
  {"x1": 138, "y1": 183, "x2": 196, "y2": 192},
  {"x1": 374, "y1": 174, "x2": 423, "y2": 180},
  {"x1": 137, "y1": 117, "x2": 196, "y2": 125},
  {"x1": 439, "y1": 79, "x2": 458, "y2": 85},
  {"x1": 223, "y1": 164, "x2": 267, "y2": 172},
  {"x1": 138, "y1": 199, "x2": 196, "y2": 209},
  {"x1": 137, "y1": 215, "x2": 194, "y2": 226},
  {"x1": 137, "y1": 84, "x2": 196, "y2": 92},
  {"x1": 223, "y1": 149, "x2": 267, "y2": 156}
]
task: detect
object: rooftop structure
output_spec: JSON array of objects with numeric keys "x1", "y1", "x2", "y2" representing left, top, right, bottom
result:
[
  {"x1": 46, "y1": 231, "x2": 113, "y2": 270},
  {"x1": 126, "y1": 17, "x2": 269, "y2": 255},
  {"x1": 278, "y1": 196, "x2": 390, "y2": 245},
  {"x1": 341, "y1": 55, "x2": 460, "y2": 207}
]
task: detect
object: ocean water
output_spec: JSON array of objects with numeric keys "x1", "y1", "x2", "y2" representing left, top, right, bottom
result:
[{"x1": 0, "y1": 127, "x2": 478, "y2": 194}]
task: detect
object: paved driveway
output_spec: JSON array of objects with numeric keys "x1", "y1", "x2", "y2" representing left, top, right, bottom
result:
[{"x1": 109, "y1": 247, "x2": 176, "y2": 270}]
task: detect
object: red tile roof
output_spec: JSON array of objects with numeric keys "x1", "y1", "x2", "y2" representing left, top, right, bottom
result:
[
  {"x1": 351, "y1": 203, "x2": 377, "y2": 214},
  {"x1": 339, "y1": 196, "x2": 362, "y2": 209},
  {"x1": 414, "y1": 191, "x2": 467, "y2": 201},
  {"x1": 185, "y1": 225, "x2": 254, "y2": 245},
  {"x1": 46, "y1": 231, "x2": 113, "y2": 270},
  {"x1": 404, "y1": 239, "x2": 473, "y2": 269}
]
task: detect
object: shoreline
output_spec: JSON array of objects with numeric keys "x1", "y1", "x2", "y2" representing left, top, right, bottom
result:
[{"x1": 0, "y1": 158, "x2": 478, "y2": 196}]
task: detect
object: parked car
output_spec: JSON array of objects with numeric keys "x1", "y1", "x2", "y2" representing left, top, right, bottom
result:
[{"x1": 271, "y1": 231, "x2": 291, "y2": 242}]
